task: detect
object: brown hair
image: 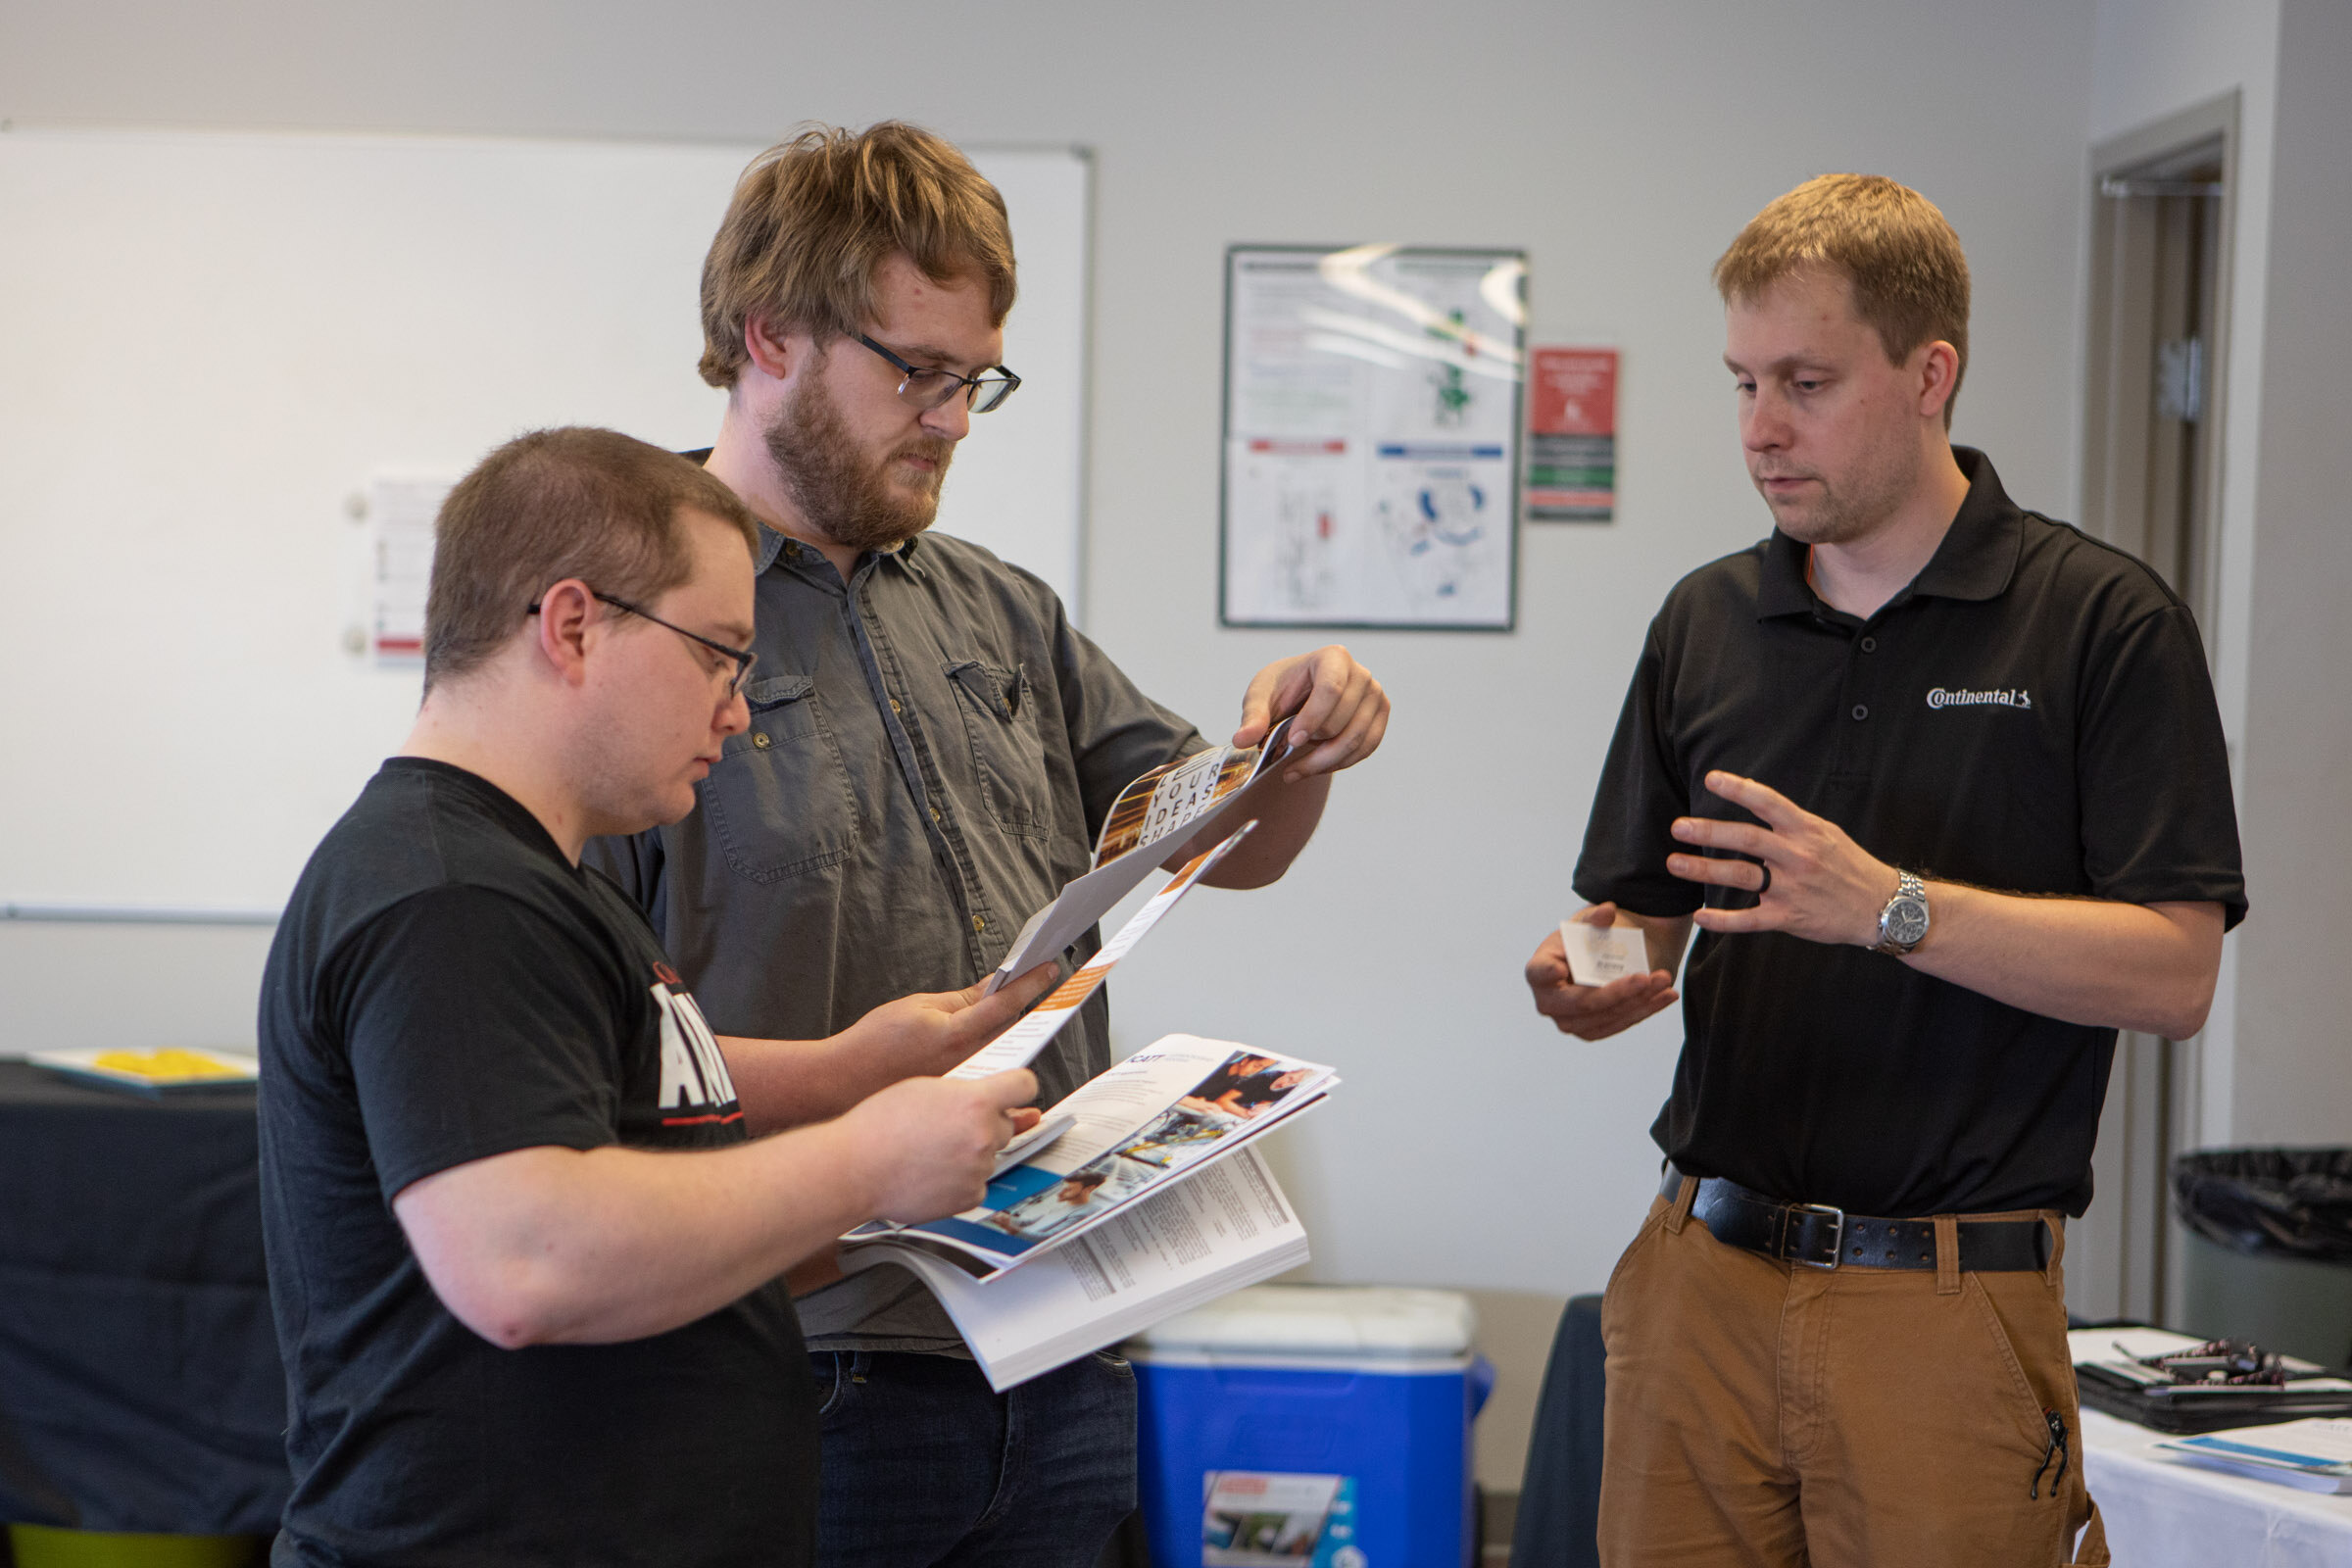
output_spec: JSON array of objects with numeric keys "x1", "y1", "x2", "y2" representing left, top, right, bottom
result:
[
  {"x1": 1714, "y1": 173, "x2": 1971, "y2": 425},
  {"x1": 423, "y1": 427, "x2": 760, "y2": 693},
  {"x1": 697, "y1": 121, "x2": 1018, "y2": 389}
]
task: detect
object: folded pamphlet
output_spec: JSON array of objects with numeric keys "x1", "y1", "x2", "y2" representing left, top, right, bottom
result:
[
  {"x1": 986, "y1": 718, "x2": 1298, "y2": 994},
  {"x1": 955, "y1": 823, "x2": 1256, "y2": 1081}
]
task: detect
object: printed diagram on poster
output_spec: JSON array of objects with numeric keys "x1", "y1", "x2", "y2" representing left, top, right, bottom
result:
[
  {"x1": 1525, "y1": 346, "x2": 1618, "y2": 522},
  {"x1": 1221, "y1": 244, "x2": 1525, "y2": 630}
]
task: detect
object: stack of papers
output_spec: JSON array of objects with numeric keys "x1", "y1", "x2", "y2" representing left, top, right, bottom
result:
[{"x1": 2157, "y1": 1419, "x2": 2352, "y2": 1493}]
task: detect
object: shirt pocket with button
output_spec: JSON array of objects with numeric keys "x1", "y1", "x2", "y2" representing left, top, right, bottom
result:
[
  {"x1": 699, "y1": 673, "x2": 863, "y2": 883},
  {"x1": 945, "y1": 659, "x2": 1054, "y2": 840}
]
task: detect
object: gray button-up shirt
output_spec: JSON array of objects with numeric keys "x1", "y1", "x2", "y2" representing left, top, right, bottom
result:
[{"x1": 586, "y1": 521, "x2": 1204, "y2": 1348}]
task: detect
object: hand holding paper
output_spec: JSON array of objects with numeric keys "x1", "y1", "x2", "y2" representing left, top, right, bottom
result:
[
  {"x1": 1526, "y1": 905, "x2": 1680, "y2": 1041},
  {"x1": 1559, "y1": 918, "x2": 1652, "y2": 987}
]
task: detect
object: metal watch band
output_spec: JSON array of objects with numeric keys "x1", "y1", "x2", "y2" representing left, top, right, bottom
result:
[{"x1": 1873, "y1": 870, "x2": 1930, "y2": 956}]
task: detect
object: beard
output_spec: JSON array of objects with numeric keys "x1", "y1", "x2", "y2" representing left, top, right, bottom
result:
[
  {"x1": 1752, "y1": 431, "x2": 1921, "y2": 547},
  {"x1": 763, "y1": 357, "x2": 956, "y2": 557}
]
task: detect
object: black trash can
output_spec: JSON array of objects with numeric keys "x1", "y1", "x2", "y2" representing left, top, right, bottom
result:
[{"x1": 2173, "y1": 1148, "x2": 2352, "y2": 1367}]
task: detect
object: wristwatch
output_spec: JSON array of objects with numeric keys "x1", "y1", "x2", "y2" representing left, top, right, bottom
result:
[{"x1": 1872, "y1": 871, "x2": 1931, "y2": 956}]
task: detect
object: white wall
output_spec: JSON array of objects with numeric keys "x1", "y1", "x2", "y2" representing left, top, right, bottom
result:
[{"x1": 0, "y1": 0, "x2": 2106, "y2": 1293}]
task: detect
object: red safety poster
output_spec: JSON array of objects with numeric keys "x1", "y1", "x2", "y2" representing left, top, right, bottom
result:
[{"x1": 1524, "y1": 347, "x2": 1618, "y2": 522}]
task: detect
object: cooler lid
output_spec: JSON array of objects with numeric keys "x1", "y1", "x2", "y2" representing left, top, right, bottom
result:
[{"x1": 1130, "y1": 1284, "x2": 1477, "y2": 1359}]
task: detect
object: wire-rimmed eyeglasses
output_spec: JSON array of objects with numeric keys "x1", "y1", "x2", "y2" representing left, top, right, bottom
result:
[
  {"x1": 855, "y1": 333, "x2": 1021, "y2": 414},
  {"x1": 526, "y1": 590, "x2": 759, "y2": 697}
]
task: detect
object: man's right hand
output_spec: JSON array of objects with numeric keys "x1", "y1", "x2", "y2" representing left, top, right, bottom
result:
[
  {"x1": 842, "y1": 1068, "x2": 1039, "y2": 1225},
  {"x1": 1525, "y1": 904, "x2": 1681, "y2": 1040}
]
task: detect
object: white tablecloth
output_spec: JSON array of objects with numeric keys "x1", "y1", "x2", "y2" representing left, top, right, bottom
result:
[{"x1": 2083, "y1": 1408, "x2": 2352, "y2": 1567}]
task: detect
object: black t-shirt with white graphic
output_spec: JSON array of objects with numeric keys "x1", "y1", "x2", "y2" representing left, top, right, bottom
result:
[
  {"x1": 259, "y1": 759, "x2": 814, "y2": 1567},
  {"x1": 1576, "y1": 450, "x2": 2246, "y2": 1218}
]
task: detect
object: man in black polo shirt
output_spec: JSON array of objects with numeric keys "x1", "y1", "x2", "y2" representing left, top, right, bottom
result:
[{"x1": 1525, "y1": 175, "x2": 2243, "y2": 1567}]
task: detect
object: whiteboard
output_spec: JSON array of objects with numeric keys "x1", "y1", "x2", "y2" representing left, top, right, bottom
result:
[{"x1": 0, "y1": 128, "x2": 1089, "y2": 914}]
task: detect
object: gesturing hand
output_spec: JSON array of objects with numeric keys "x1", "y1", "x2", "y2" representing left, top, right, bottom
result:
[
  {"x1": 1233, "y1": 645, "x2": 1389, "y2": 782},
  {"x1": 1668, "y1": 771, "x2": 1897, "y2": 948},
  {"x1": 1524, "y1": 905, "x2": 1680, "y2": 1041}
]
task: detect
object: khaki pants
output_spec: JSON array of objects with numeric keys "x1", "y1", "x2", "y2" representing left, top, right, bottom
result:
[{"x1": 1597, "y1": 1177, "x2": 2108, "y2": 1568}]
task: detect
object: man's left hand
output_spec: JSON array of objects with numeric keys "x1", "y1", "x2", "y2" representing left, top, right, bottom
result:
[
  {"x1": 1234, "y1": 645, "x2": 1389, "y2": 782},
  {"x1": 1667, "y1": 770, "x2": 1893, "y2": 948},
  {"x1": 831, "y1": 963, "x2": 1060, "y2": 1082}
]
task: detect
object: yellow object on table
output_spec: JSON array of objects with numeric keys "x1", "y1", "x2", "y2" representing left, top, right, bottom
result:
[
  {"x1": 87, "y1": 1050, "x2": 247, "y2": 1081},
  {"x1": 6, "y1": 1527, "x2": 267, "y2": 1567}
]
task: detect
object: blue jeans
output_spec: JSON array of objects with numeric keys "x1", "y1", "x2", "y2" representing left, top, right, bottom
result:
[{"x1": 810, "y1": 1348, "x2": 1137, "y2": 1568}]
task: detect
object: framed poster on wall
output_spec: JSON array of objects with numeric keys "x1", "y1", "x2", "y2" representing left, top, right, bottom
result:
[{"x1": 1219, "y1": 244, "x2": 1526, "y2": 631}]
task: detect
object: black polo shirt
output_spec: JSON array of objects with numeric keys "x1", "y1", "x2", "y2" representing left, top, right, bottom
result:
[{"x1": 1575, "y1": 449, "x2": 2245, "y2": 1217}]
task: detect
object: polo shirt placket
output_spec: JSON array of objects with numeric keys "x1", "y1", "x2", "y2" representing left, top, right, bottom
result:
[{"x1": 1575, "y1": 448, "x2": 2245, "y2": 1218}]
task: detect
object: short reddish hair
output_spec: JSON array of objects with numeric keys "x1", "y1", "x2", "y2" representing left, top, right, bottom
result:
[
  {"x1": 1715, "y1": 174, "x2": 1971, "y2": 425},
  {"x1": 698, "y1": 122, "x2": 1017, "y2": 388}
]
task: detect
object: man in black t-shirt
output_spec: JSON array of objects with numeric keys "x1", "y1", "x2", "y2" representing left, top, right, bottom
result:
[
  {"x1": 259, "y1": 427, "x2": 1045, "y2": 1568},
  {"x1": 1523, "y1": 178, "x2": 2242, "y2": 1567}
]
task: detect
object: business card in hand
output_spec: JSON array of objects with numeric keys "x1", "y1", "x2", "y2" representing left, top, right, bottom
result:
[{"x1": 1560, "y1": 919, "x2": 1653, "y2": 987}]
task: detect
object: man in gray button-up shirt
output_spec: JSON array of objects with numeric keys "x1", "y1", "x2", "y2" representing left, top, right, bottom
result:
[{"x1": 586, "y1": 122, "x2": 1389, "y2": 1568}]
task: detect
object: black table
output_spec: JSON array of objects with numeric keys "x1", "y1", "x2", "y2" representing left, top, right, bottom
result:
[{"x1": 0, "y1": 1061, "x2": 287, "y2": 1534}]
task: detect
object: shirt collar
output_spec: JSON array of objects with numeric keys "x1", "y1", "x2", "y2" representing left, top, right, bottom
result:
[
  {"x1": 756, "y1": 520, "x2": 927, "y2": 582},
  {"x1": 1755, "y1": 446, "x2": 2024, "y2": 619}
]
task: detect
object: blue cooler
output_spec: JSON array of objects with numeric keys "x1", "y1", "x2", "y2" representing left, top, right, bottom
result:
[{"x1": 1126, "y1": 1286, "x2": 1492, "y2": 1568}]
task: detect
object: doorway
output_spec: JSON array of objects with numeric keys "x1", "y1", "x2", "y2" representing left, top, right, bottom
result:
[{"x1": 2071, "y1": 92, "x2": 2238, "y2": 1327}]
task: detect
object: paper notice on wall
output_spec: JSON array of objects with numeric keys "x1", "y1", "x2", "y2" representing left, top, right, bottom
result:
[
  {"x1": 1525, "y1": 346, "x2": 1618, "y2": 522},
  {"x1": 367, "y1": 476, "x2": 453, "y2": 664}
]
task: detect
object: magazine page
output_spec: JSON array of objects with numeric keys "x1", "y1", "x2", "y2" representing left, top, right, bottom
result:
[
  {"x1": 983, "y1": 718, "x2": 1297, "y2": 995},
  {"x1": 842, "y1": 1147, "x2": 1310, "y2": 1392},
  {"x1": 845, "y1": 1034, "x2": 1335, "y2": 1271}
]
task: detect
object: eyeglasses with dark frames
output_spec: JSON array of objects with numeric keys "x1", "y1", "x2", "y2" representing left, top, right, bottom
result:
[
  {"x1": 525, "y1": 590, "x2": 759, "y2": 697},
  {"x1": 855, "y1": 333, "x2": 1021, "y2": 414}
]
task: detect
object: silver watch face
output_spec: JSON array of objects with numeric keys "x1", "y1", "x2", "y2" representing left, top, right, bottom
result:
[{"x1": 1883, "y1": 896, "x2": 1930, "y2": 949}]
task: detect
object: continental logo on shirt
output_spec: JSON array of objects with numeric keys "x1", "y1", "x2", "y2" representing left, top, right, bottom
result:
[
  {"x1": 649, "y1": 968, "x2": 742, "y2": 1127},
  {"x1": 1926, "y1": 686, "x2": 2034, "y2": 711}
]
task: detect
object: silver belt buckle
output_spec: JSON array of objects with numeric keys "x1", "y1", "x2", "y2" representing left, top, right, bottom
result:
[{"x1": 1788, "y1": 1202, "x2": 1845, "y2": 1269}]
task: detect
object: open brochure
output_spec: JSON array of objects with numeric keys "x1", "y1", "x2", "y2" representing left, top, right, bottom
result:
[
  {"x1": 843, "y1": 1146, "x2": 1310, "y2": 1392},
  {"x1": 952, "y1": 823, "x2": 1257, "y2": 1083},
  {"x1": 846, "y1": 1033, "x2": 1336, "y2": 1279},
  {"x1": 986, "y1": 717, "x2": 1298, "y2": 994}
]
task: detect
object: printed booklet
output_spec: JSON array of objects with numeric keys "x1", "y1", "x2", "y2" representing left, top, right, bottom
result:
[
  {"x1": 848, "y1": 1034, "x2": 1334, "y2": 1276},
  {"x1": 840, "y1": 1034, "x2": 1337, "y2": 1389},
  {"x1": 843, "y1": 1147, "x2": 1308, "y2": 1392}
]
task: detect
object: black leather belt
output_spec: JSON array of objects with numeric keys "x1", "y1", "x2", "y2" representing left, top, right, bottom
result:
[{"x1": 1660, "y1": 1162, "x2": 2053, "y2": 1273}]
